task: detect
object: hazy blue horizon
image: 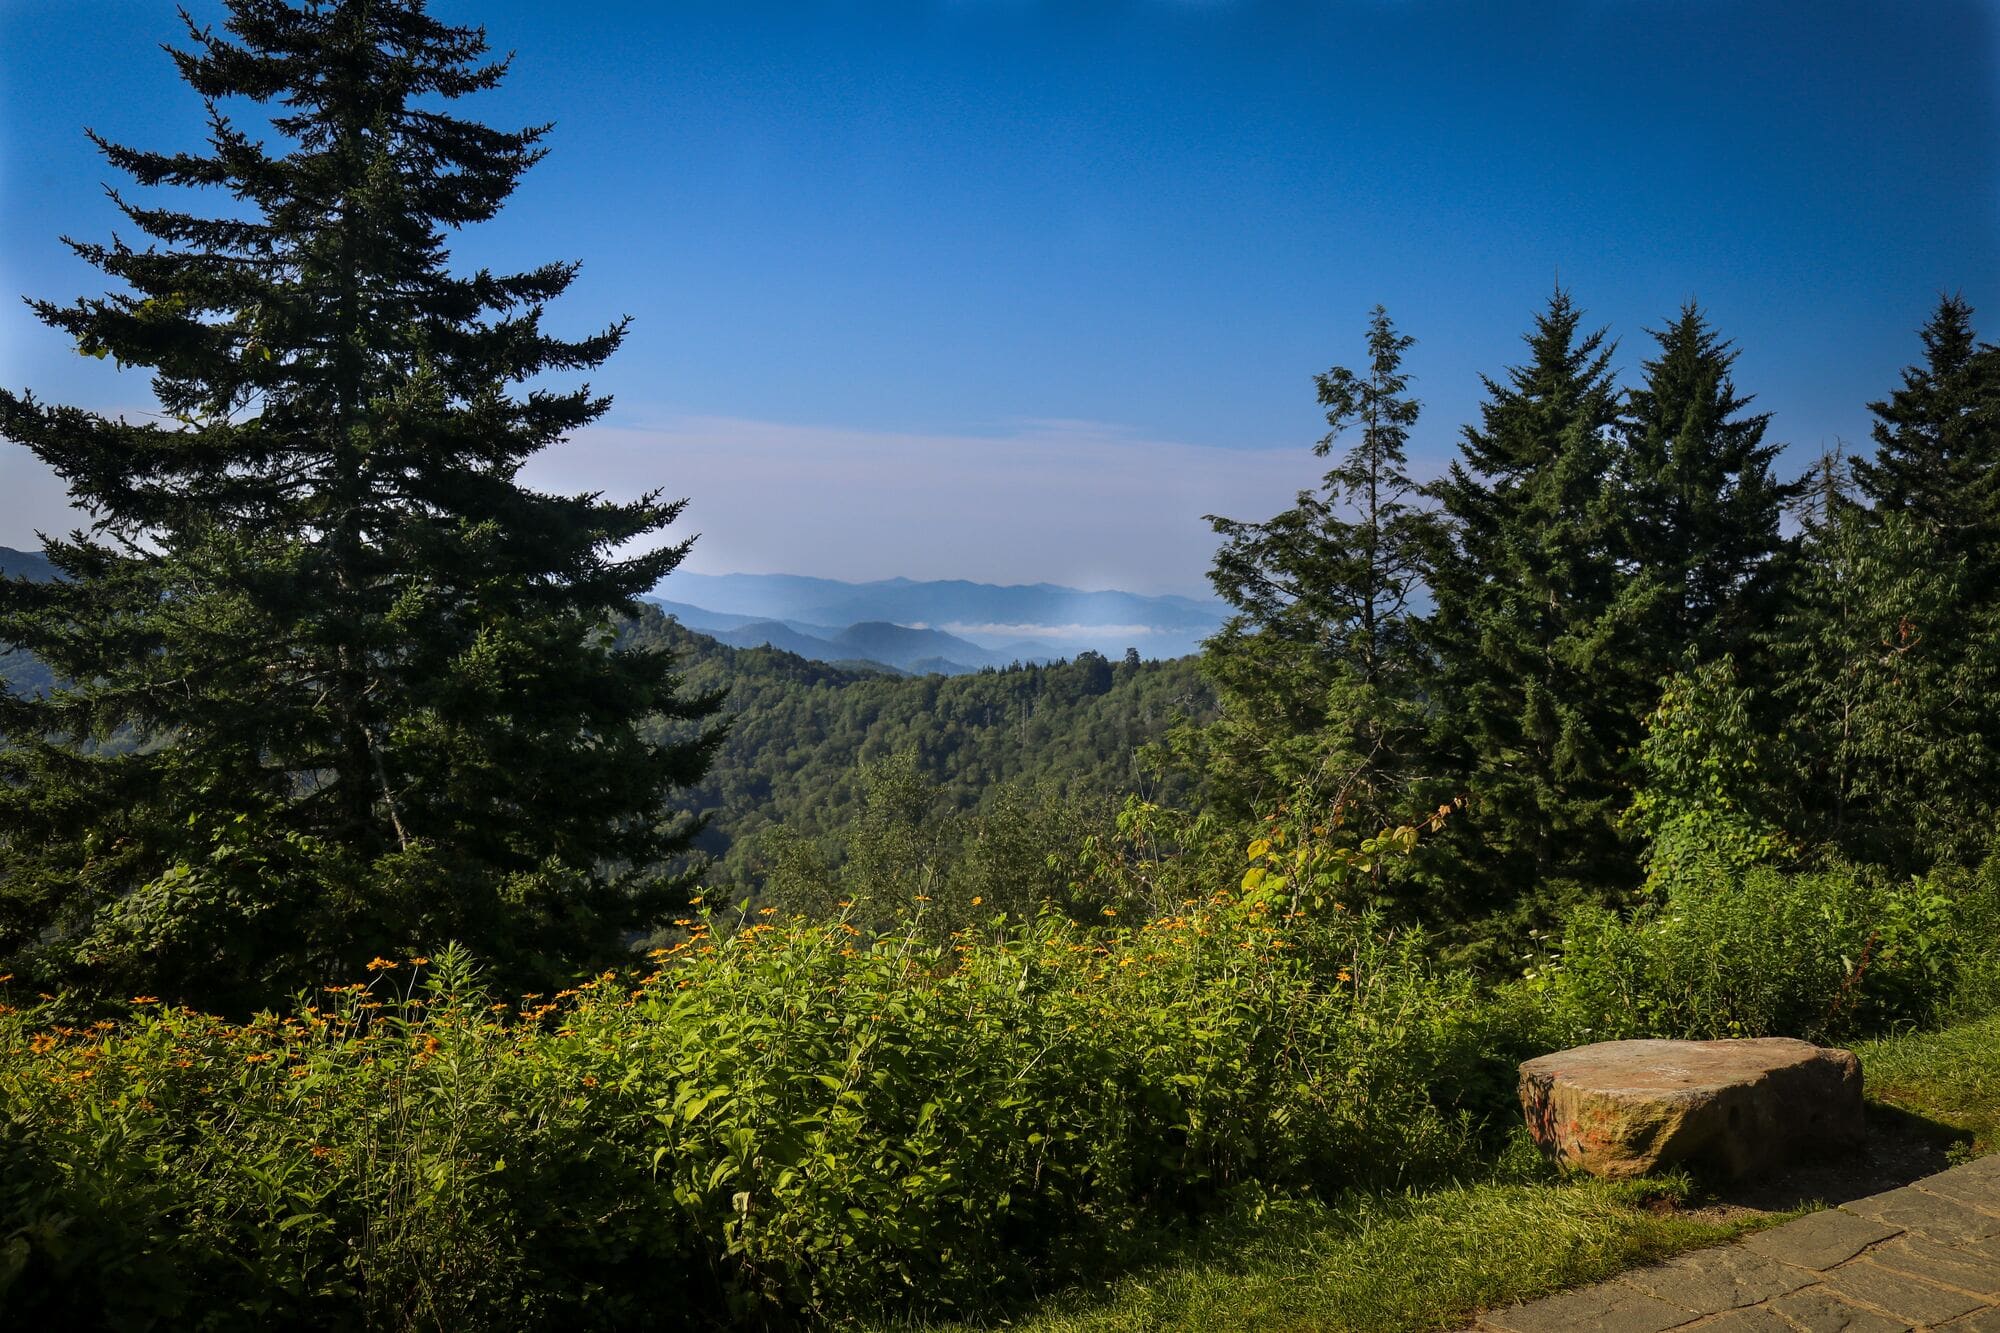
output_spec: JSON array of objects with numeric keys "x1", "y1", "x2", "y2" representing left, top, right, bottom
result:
[{"x1": 4, "y1": 1, "x2": 1996, "y2": 597}]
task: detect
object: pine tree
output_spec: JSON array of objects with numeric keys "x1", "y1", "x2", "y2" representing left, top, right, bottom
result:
[
  {"x1": 1767, "y1": 296, "x2": 2000, "y2": 871},
  {"x1": 1852, "y1": 295, "x2": 2000, "y2": 572},
  {"x1": 0, "y1": 1, "x2": 721, "y2": 1006},
  {"x1": 1766, "y1": 503, "x2": 1989, "y2": 871},
  {"x1": 1620, "y1": 303, "x2": 1795, "y2": 666},
  {"x1": 1423, "y1": 290, "x2": 1645, "y2": 908},
  {"x1": 1199, "y1": 306, "x2": 1438, "y2": 837}
]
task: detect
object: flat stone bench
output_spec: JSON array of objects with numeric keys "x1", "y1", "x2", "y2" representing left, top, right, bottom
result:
[{"x1": 1519, "y1": 1037, "x2": 1864, "y2": 1179}]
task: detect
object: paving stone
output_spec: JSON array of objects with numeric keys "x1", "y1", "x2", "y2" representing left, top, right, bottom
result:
[
  {"x1": 1945, "y1": 1155, "x2": 2000, "y2": 1185},
  {"x1": 1865, "y1": 1234, "x2": 2000, "y2": 1298},
  {"x1": 1618, "y1": 1247, "x2": 1815, "y2": 1312},
  {"x1": 1919, "y1": 1163, "x2": 2000, "y2": 1215},
  {"x1": 1480, "y1": 1282, "x2": 1698, "y2": 1333},
  {"x1": 1689, "y1": 1307, "x2": 1796, "y2": 1330},
  {"x1": 1742, "y1": 1210, "x2": 1903, "y2": 1271},
  {"x1": 1467, "y1": 1163, "x2": 2000, "y2": 1333},
  {"x1": 1815, "y1": 1258, "x2": 1986, "y2": 1324},
  {"x1": 1840, "y1": 1186, "x2": 2000, "y2": 1245},
  {"x1": 1766, "y1": 1286, "x2": 1912, "y2": 1332}
]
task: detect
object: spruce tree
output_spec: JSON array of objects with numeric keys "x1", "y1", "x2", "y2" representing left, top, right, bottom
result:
[
  {"x1": 1768, "y1": 296, "x2": 2000, "y2": 871},
  {"x1": 1199, "y1": 306, "x2": 1437, "y2": 839},
  {"x1": 1423, "y1": 290, "x2": 1645, "y2": 910},
  {"x1": 1767, "y1": 502, "x2": 1989, "y2": 871},
  {"x1": 1620, "y1": 303, "x2": 1795, "y2": 666},
  {"x1": 0, "y1": 1, "x2": 720, "y2": 1006},
  {"x1": 1852, "y1": 295, "x2": 2000, "y2": 573}
]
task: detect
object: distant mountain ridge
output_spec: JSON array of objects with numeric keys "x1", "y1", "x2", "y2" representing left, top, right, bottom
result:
[
  {"x1": 650, "y1": 572, "x2": 1224, "y2": 667},
  {"x1": 0, "y1": 548, "x2": 1221, "y2": 677},
  {"x1": 0, "y1": 546, "x2": 59, "y2": 584}
]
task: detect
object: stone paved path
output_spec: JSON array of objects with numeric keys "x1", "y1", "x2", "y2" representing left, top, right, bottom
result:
[{"x1": 1474, "y1": 1155, "x2": 2000, "y2": 1332}]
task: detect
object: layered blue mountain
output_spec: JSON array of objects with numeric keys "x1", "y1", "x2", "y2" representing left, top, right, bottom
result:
[
  {"x1": 0, "y1": 546, "x2": 59, "y2": 583},
  {"x1": 647, "y1": 601, "x2": 1018, "y2": 674},
  {"x1": 0, "y1": 549, "x2": 1221, "y2": 679},
  {"x1": 650, "y1": 572, "x2": 1224, "y2": 670}
]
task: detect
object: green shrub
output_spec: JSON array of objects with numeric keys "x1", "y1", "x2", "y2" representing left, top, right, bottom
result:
[
  {"x1": 0, "y1": 892, "x2": 1487, "y2": 1329},
  {"x1": 1939, "y1": 855, "x2": 2000, "y2": 1021},
  {"x1": 1525, "y1": 860, "x2": 1988, "y2": 1046}
]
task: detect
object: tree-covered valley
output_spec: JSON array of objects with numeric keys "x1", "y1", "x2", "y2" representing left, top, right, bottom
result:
[{"x1": 625, "y1": 610, "x2": 1212, "y2": 893}]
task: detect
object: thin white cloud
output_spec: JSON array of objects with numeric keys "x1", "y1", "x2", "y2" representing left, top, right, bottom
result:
[
  {"x1": 528, "y1": 413, "x2": 1322, "y2": 597},
  {"x1": 2, "y1": 411, "x2": 1329, "y2": 598}
]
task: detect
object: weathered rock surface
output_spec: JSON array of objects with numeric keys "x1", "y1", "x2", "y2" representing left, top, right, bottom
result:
[{"x1": 1518, "y1": 1037, "x2": 1863, "y2": 1179}]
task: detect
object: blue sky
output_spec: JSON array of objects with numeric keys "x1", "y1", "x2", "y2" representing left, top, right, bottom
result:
[{"x1": 3, "y1": 0, "x2": 1996, "y2": 595}]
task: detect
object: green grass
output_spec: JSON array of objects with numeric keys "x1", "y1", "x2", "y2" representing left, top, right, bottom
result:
[
  {"x1": 1859, "y1": 1011, "x2": 2000, "y2": 1152},
  {"x1": 877, "y1": 1013, "x2": 2000, "y2": 1333},
  {"x1": 869, "y1": 1166, "x2": 1751, "y2": 1333}
]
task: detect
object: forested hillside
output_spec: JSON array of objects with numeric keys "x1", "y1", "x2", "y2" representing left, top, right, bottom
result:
[
  {"x1": 622, "y1": 608, "x2": 1213, "y2": 887},
  {"x1": 0, "y1": 590, "x2": 1213, "y2": 894}
]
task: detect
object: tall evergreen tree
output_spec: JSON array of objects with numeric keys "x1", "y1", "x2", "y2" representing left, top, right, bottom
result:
[
  {"x1": 1620, "y1": 303, "x2": 1795, "y2": 666},
  {"x1": 1767, "y1": 296, "x2": 2000, "y2": 871},
  {"x1": 1423, "y1": 290, "x2": 1645, "y2": 907},
  {"x1": 0, "y1": 1, "x2": 720, "y2": 1006},
  {"x1": 1852, "y1": 295, "x2": 2000, "y2": 573},
  {"x1": 1766, "y1": 501, "x2": 1989, "y2": 872},
  {"x1": 1198, "y1": 306, "x2": 1438, "y2": 835}
]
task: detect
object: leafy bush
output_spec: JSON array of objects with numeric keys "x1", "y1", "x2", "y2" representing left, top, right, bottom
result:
[
  {"x1": 0, "y1": 889, "x2": 1486, "y2": 1329},
  {"x1": 1524, "y1": 860, "x2": 1991, "y2": 1046},
  {"x1": 1622, "y1": 657, "x2": 1787, "y2": 893}
]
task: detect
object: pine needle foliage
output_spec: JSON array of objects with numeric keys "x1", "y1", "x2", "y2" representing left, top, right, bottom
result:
[
  {"x1": 1619, "y1": 302, "x2": 1796, "y2": 666},
  {"x1": 1200, "y1": 307, "x2": 1439, "y2": 837},
  {"x1": 0, "y1": 0, "x2": 721, "y2": 1007},
  {"x1": 1853, "y1": 295, "x2": 2000, "y2": 573},
  {"x1": 1422, "y1": 290, "x2": 1644, "y2": 906}
]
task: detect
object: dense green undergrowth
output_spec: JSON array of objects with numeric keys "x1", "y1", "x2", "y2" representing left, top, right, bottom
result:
[
  {"x1": 1, "y1": 894, "x2": 1490, "y2": 1330},
  {"x1": 3, "y1": 849, "x2": 1996, "y2": 1330}
]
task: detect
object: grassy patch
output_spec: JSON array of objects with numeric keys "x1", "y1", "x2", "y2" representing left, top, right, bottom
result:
[
  {"x1": 1859, "y1": 1012, "x2": 2000, "y2": 1152},
  {"x1": 873, "y1": 1168, "x2": 1750, "y2": 1333}
]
